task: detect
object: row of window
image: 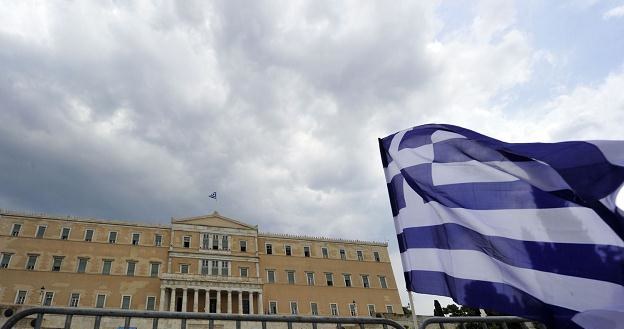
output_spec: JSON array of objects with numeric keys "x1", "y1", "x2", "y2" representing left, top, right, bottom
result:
[
  {"x1": 265, "y1": 269, "x2": 389, "y2": 289},
  {"x1": 8, "y1": 223, "x2": 165, "y2": 246},
  {"x1": 269, "y1": 301, "x2": 394, "y2": 316},
  {"x1": 13, "y1": 290, "x2": 156, "y2": 310},
  {"x1": 264, "y1": 243, "x2": 382, "y2": 262}
]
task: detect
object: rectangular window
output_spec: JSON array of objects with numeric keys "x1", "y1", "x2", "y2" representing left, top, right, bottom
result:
[
  {"x1": 183, "y1": 236, "x2": 191, "y2": 248},
  {"x1": 202, "y1": 234, "x2": 210, "y2": 249},
  {"x1": 150, "y1": 262, "x2": 160, "y2": 277},
  {"x1": 269, "y1": 301, "x2": 278, "y2": 314},
  {"x1": 43, "y1": 292, "x2": 54, "y2": 306},
  {"x1": 96, "y1": 294, "x2": 106, "y2": 308},
  {"x1": 126, "y1": 261, "x2": 137, "y2": 276},
  {"x1": 180, "y1": 264, "x2": 189, "y2": 274},
  {"x1": 306, "y1": 272, "x2": 315, "y2": 286},
  {"x1": 325, "y1": 273, "x2": 333, "y2": 286},
  {"x1": 0, "y1": 253, "x2": 12, "y2": 268},
  {"x1": 373, "y1": 251, "x2": 380, "y2": 262},
  {"x1": 349, "y1": 303, "x2": 357, "y2": 316},
  {"x1": 11, "y1": 223, "x2": 21, "y2": 236},
  {"x1": 386, "y1": 305, "x2": 394, "y2": 314},
  {"x1": 121, "y1": 295, "x2": 131, "y2": 309},
  {"x1": 221, "y1": 261, "x2": 229, "y2": 276},
  {"x1": 287, "y1": 271, "x2": 295, "y2": 284},
  {"x1": 356, "y1": 250, "x2": 364, "y2": 261},
  {"x1": 61, "y1": 227, "x2": 71, "y2": 240},
  {"x1": 201, "y1": 260, "x2": 210, "y2": 275},
  {"x1": 321, "y1": 247, "x2": 328, "y2": 258},
  {"x1": 108, "y1": 231, "x2": 117, "y2": 244},
  {"x1": 362, "y1": 275, "x2": 370, "y2": 288},
  {"x1": 211, "y1": 260, "x2": 219, "y2": 275},
  {"x1": 339, "y1": 249, "x2": 346, "y2": 260},
  {"x1": 132, "y1": 233, "x2": 140, "y2": 245},
  {"x1": 69, "y1": 293, "x2": 80, "y2": 307},
  {"x1": 52, "y1": 256, "x2": 63, "y2": 272},
  {"x1": 267, "y1": 270, "x2": 276, "y2": 283},
  {"x1": 84, "y1": 229, "x2": 94, "y2": 242},
  {"x1": 15, "y1": 290, "x2": 27, "y2": 304},
  {"x1": 212, "y1": 234, "x2": 219, "y2": 250},
  {"x1": 102, "y1": 260, "x2": 112, "y2": 275},
  {"x1": 240, "y1": 240, "x2": 247, "y2": 252},
  {"x1": 285, "y1": 245, "x2": 292, "y2": 256},
  {"x1": 379, "y1": 276, "x2": 388, "y2": 289},
  {"x1": 146, "y1": 296, "x2": 156, "y2": 310},
  {"x1": 36, "y1": 225, "x2": 46, "y2": 238},
  {"x1": 344, "y1": 274, "x2": 352, "y2": 287},
  {"x1": 311, "y1": 302, "x2": 318, "y2": 315},
  {"x1": 368, "y1": 304, "x2": 376, "y2": 316},
  {"x1": 26, "y1": 254, "x2": 38, "y2": 270},
  {"x1": 266, "y1": 243, "x2": 273, "y2": 255},
  {"x1": 290, "y1": 301, "x2": 298, "y2": 315},
  {"x1": 154, "y1": 234, "x2": 163, "y2": 246},
  {"x1": 330, "y1": 303, "x2": 339, "y2": 316},
  {"x1": 222, "y1": 235, "x2": 229, "y2": 250},
  {"x1": 240, "y1": 267, "x2": 248, "y2": 277},
  {"x1": 77, "y1": 258, "x2": 88, "y2": 273},
  {"x1": 304, "y1": 246, "x2": 311, "y2": 257}
]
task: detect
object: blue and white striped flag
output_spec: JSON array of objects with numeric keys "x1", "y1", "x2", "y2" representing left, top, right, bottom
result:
[{"x1": 379, "y1": 124, "x2": 624, "y2": 329}]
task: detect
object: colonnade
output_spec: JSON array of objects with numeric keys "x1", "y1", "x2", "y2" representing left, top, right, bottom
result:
[{"x1": 159, "y1": 287, "x2": 263, "y2": 314}]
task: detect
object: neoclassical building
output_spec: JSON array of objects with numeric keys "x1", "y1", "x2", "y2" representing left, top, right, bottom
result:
[{"x1": 0, "y1": 209, "x2": 402, "y2": 318}]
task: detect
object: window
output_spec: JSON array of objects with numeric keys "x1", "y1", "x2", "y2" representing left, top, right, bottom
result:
[
  {"x1": 11, "y1": 223, "x2": 21, "y2": 236},
  {"x1": 306, "y1": 272, "x2": 315, "y2": 286},
  {"x1": 146, "y1": 296, "x2": 156, "y2": 310},
  {"x1": 368, "y1": 304, "x2": 376, "y2": 316},
  {"x1": 150, "y1": 262, "x2": 160, "y2": 277},
  {"x1": 180, "y1": 264, "x2": 189, "y2": 274},
  {"x1": 321, "y1": 247, "x2": 328, "y2": 258},
  {"x1": 84, "y1": 229, "x2": 94, "y2": 242},
  {"x1": 240, "y1": 240, "x2": 247, "y2": 252},
  {"x1": 0, "y1": 253, "x2": 12, "y2": 268},
  {"x1": 121, "y1": 295, "x2": 131, "y2": 309},
  {"x1": 386, "y1": 305, "x2": 394, "y2": 314},
  {"x1": 221, "y1": 261, "x2": 229, "y2": 276},
  {"x1": 108, "y1": 231, "x2": 117, "y2": 244},
  {"x1": 43, "y1": 292, "x2": 54, "y2": 306},
  {"x1": 290, "y1": 301, "x2": 298, "y2": 315},
  {"x1": 36, "y1": 225, "x2": 46, "y2": 238},
  {"x1": 269, "y1": 301, "x2": 278, "y2": 314},
  {"x1": 201, "y1": 260, "x2": 210, "y2": 275},
  {"x1": 287, "y1": 271, "x2": 295, "y2": 284},
  {"x1": 77, "y1": 258, "x2": 88, "y2": 273},
  {"x1": 126, "y1": 261, "x2": 137, "y2": 276},
  {"x1": 304, "y1": 246, "x2": 311, "y2": 257},
  {"x1": 61, "y1": 227, "x2": 71, "y2": 240},
  {"x1": 339, "y1": 249, "x2": 346, "y2": 260},
  {"x1": 202, "y1": 234, "x2": 210, "y2": 249},
  {"x1": 212, "y1": 234, "x2": 219, "y2": 250},
  {"x1": 362, "y1": 275, "x2": 370, "y2": 288},
  {"x1": 285, "y1": 245, "x2": 292, "y2": 256},
  {"x1": 240, "y1": 267, "x2": 248, "y2": 277},
  {"x1": 349, "y1": 303, "x2": 357, "y2": 316},
  {"x1": 379, "y1": 276, "x2": 388, "y2": 289},
  {"x1": 52, "y1": 256, "x2": 64, "y2": 272},
  {"x1": 154, "y1": 234, "x2": 163, "y2": 246},
  {"x1": 356, "y1": 250, "x2": 363, "y2": 261},
  {"x1": 222, "y1": 235, "x2": 228, "y2": 250},
  {"x1": 96, "y1": 294, "x2": 106, "y2": 308},
  {"x1": 26, "y1": 254, "x2": 38, "y2": 270},
  {"x1": 266, "y1": 243, "x2": 273, "y2": 255},
  {"x1": 211, "y1": 260, "x2": 219, "y2": 275},
  {"x1": 69, "y1": 293, "x2": 80, "y2": 307},
  {"x1": 132, "y1": 233, "x2": 140, "y2": 245},
  {"x1": 330, "y1": 303, "x2": 339, "y2": 316},
  {"x1": 183, "y1": 236, "x2": 191, "y2": 248},
  {"x1": 102, "y1": 260, "x2": 112, "y2": 275},
  {"x1": 267, "y1": 270, "x2": 276, "y2": 283},
  {"x1": 311, "y1": 302, "x2": 318, "y2": 315},
  {"x1": 325, "y1": 273, "x2": 334, "y2": 286},
  {"x1": 343, "y1": 274, "x2": 352, "y2": 287},
  {"x1": 15, "y1": 290, "x2": 27, "y2": 304},
  {"x1": 373, "y1": 251, "x2": 380, "y2": 262}
]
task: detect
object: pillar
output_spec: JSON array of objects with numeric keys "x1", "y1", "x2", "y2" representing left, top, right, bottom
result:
[
  {"x1": 169, "y1": 288, "x2": 176, "y2": 312},
  {"x1": 182, "y1": 288, "x2": 188, "y2": 312},
  {"x1": 249, "y1": 291, "x2": 254, "y2": 314},
  {"x1": 159, "y1": 288, "x2": 166, "y2": 311},
  {"x1": 216, "y1": 289, "x2": 221, "y2": 313},
  {"x1": 193, "y1": 289, "x2": 199, "y2": 312},
  {"x1": 238, "y1": 290, "x2": 243, "y2": 314},
  {"x1": 205, "y1": 290, "x2": 210, "y2": 313},
  {"x1": 227, "y1": 290, "x2": 232, "y2": 314},
  {"x1": 258, "y1": 292, "x2": 263, "y2": 315}
]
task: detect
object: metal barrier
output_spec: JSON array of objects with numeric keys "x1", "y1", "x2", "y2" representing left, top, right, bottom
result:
[
  {"x1": 418, "y1": 316, "x2": 538, "y2": 329},
  {"x1": 1, "y1": 307, "x2": 406, "y2": 329}
]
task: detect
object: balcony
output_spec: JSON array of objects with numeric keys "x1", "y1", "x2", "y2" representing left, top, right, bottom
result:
[{"x1": 161, "y1": 273, "x2": 262, "y2": 285}]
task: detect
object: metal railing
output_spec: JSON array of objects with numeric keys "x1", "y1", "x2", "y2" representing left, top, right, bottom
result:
[
  {"x1": 1, "y1": 307, "x2": 406, "y2": 329},
  {"x1": 418, "y1": 316, "x2": 539, "y2": 329}
]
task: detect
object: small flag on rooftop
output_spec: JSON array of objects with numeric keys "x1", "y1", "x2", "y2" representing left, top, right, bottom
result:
[
  {"x1": 209, "y1": 192, "x2": 217, "y2": 200},
  {"x1": 379, "y1": 124, "x2": 624, "y2": 329}
]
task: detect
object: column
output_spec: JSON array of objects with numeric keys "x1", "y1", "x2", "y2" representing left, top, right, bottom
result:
[
  {"x1": 182, "y1": 288, "x2": 188, "y2": 312},
  {"x1": 216, "y1": 289, "x2": 221, "y2": 313},
  {"x1": 238, "y1": 290, "x2": 243, "y2": 314},
  {"x1": 193, "y1": 289, "x2": 199, "y2": 312},
  {"x1": 169, "y1": 288, "x2": 176, "y2": 312},
  {"x1": 249, "y1": 291, "x2": 254, "y2": 315},
  {"x1": 205, "y1": 290, "x2": 210, "y2": 313},
  {"x1": 159, "y1": 288, "x2": 166, "y2": 311},
  {"x1": 258, "y1": 292, "x2": 263, "y2": 315},
  {"x1": 227, "y1": 290, "x2": 232, "y2": 314}
]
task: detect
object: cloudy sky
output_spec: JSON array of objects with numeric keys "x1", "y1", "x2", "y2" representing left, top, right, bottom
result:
[{"x1": 1, "y1": 0, "x2": 624, "y2": 314}]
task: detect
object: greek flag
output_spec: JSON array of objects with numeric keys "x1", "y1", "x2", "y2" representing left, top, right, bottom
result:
[{"x1": 379, "y1": 124, "x2": 624, "y2": 329}]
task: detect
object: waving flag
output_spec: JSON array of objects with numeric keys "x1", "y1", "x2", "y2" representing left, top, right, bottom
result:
[{"x1": 379, "y1": 124, "x2": 624, "y2": 329}]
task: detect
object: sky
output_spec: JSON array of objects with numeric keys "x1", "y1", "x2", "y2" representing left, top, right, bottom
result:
[{"x1": 1, "y1": 0, "x2": 624, "y2": 315}]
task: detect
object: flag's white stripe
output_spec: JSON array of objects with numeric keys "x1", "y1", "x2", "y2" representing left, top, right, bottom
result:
[
  {"x1": 394, "y1": 180, "x2": 624, "y2": 246},
  {"x1": 401, "y1": 248, "x2": 624, "y2": 313},
  {"x1": 486, "y1": 160, "x2": 570, "y2": 191},
  {"x1": 432, "y1": 161, "x2": 520, "y2": 185},
  {"x1": 385, "y1": 144, "x2": 433, "y2": 184},
  {"x1": 589, "y1": 141, "x2": 624, "y2": 166},
  {"x1": 431, "y1": 130, "x2": 466, "y2": 143}
]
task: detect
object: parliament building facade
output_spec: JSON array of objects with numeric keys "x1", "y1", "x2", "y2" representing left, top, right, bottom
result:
[{"x1": 0, "y1": 209, "x2": 402, "y2": 318}]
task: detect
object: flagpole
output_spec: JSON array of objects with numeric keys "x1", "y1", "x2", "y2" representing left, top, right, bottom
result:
[{"x1": 408, "y1": 290, "x2": 418, "y2": 329}]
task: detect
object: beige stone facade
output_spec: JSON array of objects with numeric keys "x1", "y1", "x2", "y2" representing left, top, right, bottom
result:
[{"x1": 0, "y1": 209, "x2": 402, "y2": 318}]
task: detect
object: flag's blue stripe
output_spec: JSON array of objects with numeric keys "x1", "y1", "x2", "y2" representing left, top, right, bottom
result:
[
  {"x1": 433, "y1": 139, "x2": 531, "y2": 163},
  {"x1": 398, "y1": 128, "x2": 433, "y2": 150},
  {"x1": 404, "y1": 269, "x2": 581, "y2": 329},
  {"x1": 398, "y1": 224, "x2": 624, "y2": 285},
  {"x1": 387, "y1": 175, "x2": 405, "y2": 217}
]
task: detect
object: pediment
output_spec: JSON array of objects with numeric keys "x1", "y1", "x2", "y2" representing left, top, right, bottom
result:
[{"x1": 172, "y1": 212, "x2": 256, "y2": 230}]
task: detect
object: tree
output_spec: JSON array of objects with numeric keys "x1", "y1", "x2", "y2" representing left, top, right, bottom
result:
[{"x1": 433, "y1": 300, "x2": 444, "y2": 317}]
